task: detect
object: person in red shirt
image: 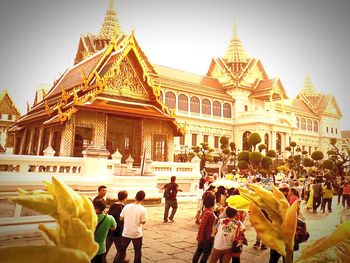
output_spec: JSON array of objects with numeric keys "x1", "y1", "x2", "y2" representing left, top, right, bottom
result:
[
  {"x1": 192, "y1": 193, "x2": 216, "y2": 263},
  {"x1": 342, "y1": 181, "x2": 350, "y2": 209}
]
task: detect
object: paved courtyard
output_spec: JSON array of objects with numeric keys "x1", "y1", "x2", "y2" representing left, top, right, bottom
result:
[{"x1": 0, "y1": 198, "x2": 347, "y2": 262}]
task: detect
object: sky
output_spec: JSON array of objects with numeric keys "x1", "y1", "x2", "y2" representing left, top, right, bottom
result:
[{"x1": 0, "y1": 0, "x2": 349, "y2": 129}]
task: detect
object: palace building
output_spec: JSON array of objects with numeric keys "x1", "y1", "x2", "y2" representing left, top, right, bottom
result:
[{"x1": 9, "y1": 1, "x2": 343, "y2": 163}]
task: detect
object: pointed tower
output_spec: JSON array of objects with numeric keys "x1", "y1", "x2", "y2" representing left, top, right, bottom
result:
[
  {"x1": 300, "y1": 74, "x2": 321, "y2": 108},
  {"x1": 301, "y1": 74, "x2": 318, "y2": 96},
  {"x1": 94, "y1": 0, "x2": 123, "y2": 50},
  {"x1": 224, "y1": 22, "x2": 249, "y2": 64}
]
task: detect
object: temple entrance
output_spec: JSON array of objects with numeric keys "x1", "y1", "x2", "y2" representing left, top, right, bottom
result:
[
  {"x1": 73, "y1": 126, "x2": 94, "y2": 157},
  {"x1": 106, "y1": 116, "x2": 142, "y2": 165}
]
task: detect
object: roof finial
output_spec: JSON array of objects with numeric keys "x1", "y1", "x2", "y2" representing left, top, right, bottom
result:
[
  {"x1": 224, "y1": 21, "x2": 249, "y2": 63},
  {"x1": 97, "y1": 0, "x2": 123, "y2": 41},
  {"x1": 301, "y1": 73, "x2": 318, "y2": 96},
  {"x1": 109, "y1": 0, "x2": 115, "y2": 10}
]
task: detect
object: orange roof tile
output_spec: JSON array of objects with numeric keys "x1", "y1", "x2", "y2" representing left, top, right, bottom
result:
[
  {"x1": 153, "y1": 64, "x2": 231, "y2": 100},
  {"x1": 341, "y1": 131, "x2": 350, "y2": 138}
]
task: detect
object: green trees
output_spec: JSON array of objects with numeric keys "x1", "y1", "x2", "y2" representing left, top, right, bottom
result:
[
  {"x1": 236, "y1": 133, "x2": 274, "y2": 175},
  {"x1": 189, "y1": 142, "x2": 214, "y2": 170},
  {"x1": 219, "y1": 136, "x2": 237, "y2": 175},
  {"x1": 285, "y1": 142, "x2": 305, "y2": 178},
  {"x1": 327, "y1": 138, "x2": 350, "y2": 177},
  {"x1": 248, "y1": 132, "x2": 262, "y2": 151}
]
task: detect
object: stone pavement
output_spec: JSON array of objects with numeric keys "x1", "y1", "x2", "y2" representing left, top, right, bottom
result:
[{"x1": 0, "y1": 198, "x2": 348, "y2": 262}]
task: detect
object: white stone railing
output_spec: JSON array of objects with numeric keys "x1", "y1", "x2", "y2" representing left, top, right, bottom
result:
[
  {"x1": 0, "y1": 154, "x2": 201, "y2": 233},
  {"x1": 234, "y1": 110, "x2": 295, "y2": 126},
  {"x1": 0, "y1": 154, "x2": 84, "y2": 176},
  {"x1": 152, "y1": 161, "x2": 199, "y2": 177}
]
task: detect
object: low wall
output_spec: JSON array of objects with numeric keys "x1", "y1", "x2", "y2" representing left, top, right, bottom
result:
[{"x1": 0, "y1": 154, "x2": 200, "y2": 233}]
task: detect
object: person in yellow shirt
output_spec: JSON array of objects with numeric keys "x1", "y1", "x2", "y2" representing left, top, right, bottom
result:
[{"x1": 321, "y1": 181, "x2": 334, "y2": 213}]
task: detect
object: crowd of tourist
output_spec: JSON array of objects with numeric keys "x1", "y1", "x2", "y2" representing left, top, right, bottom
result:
[{"x1": 89, "y1": 168, "x2": 349, "y2": 263}]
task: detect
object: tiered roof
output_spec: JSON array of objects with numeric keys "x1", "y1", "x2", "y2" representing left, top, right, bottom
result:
[
  {"x1": 296, "y1": 75, "x2": 342, "y2": 117},
  {"x1": 207, "y1": 23, "x2": 287, "y2": 101}
]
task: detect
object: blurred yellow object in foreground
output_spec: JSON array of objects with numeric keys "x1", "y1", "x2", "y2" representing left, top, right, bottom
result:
[{"x1": 0, "y1": 177, "x2": 98, "y2": 263}]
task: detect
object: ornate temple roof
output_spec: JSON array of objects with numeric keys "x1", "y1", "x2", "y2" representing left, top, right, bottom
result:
[
  {"x1": 74, "y1": 0, "x2": 124, "y2": 64},
  {"x1": 224, "y1": 22, "x2": 249, "y2": 63},
  {"x1": 295, "y1": 74, "x2": 342, "y2": 118},
  {"x1": 96, "y1": 0, "x2": 123, "y2": 41},
  {"x1": 14, "y1": 31, "x2": 184, "y2": 135},
  {"x1": 0, "y1": 90, "x2": 21, "y2": 116}
]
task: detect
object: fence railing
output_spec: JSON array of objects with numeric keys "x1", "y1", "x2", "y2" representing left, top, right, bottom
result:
[
  {"x1": 0, "y1": 154, "x2": 84, "y2": 176},
  {"x1": 0, "y1": 154, "x2": 201, "y2": 233}
]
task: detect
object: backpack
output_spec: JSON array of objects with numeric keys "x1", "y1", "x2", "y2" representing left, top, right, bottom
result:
[
  {"x1": 163, "y1": 183, "x2": 176, "y2": 199},
  {"x1": 295, "y1": 219, "x2": 310, "y2": 244}
]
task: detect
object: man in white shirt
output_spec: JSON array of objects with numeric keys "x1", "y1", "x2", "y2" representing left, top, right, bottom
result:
[{"x1": 115, "y1": 190, "x2": 147, "y2": 263}]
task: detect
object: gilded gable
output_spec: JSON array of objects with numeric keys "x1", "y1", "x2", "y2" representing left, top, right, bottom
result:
[
  {"x1": 103, "y1": 58, "x2": 150, "y2": 101},
  {"x1": 244, "y1": 65, "x2": 263, "y2": 85}
]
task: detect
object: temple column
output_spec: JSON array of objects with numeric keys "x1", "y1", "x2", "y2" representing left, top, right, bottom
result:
[
  {"x1": 19, "y1": 129, "x2": 27, "y2": 155},
  {"x1": 281, "y1": 133, "x2": 286, "y2": 158},
  {"x1": 271, "y1": 131, "x2": 277, "y2": 151},
  {"x1": 36, "y1": 127, "x2": 44, "y2": 155},
  {"x1": 13, "y1": 134, "x2": 17, "y2": 154},
  {"x1": 27, "y1": 128, "x2": 35, "y2": 155},
  {"x1": 48, "y1": 128, "x2": 53, "y2": 147}
]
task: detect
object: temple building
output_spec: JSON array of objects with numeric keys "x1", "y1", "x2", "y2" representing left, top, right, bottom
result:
[
  {"x1": 10, "y1": 0, "x2": 343, "y2": 163},
  {"x1": 0, "y1": 90, "x2": 21, "y2": 153}
]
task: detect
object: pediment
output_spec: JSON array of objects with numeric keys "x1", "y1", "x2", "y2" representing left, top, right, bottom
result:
[{"x1": 103, "y1": 56, "x2": 150, "y2": 101}]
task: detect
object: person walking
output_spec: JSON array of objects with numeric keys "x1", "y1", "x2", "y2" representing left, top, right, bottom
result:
[
  {"x1": 342, "y1": 181, "x2": 350, "y2": 209},
  {"x1": 196, "y1": 177, "x2": 206, "y2": 224},
  {"x1": 192, "y1": 194, "x2": 217, "y2": 263},
  {"x1": 163, "y1": 176, "x2": 182, "y2": 223},
  {"x1": 92, "y1": 199, "x2": 117, "y2": 263},
  {"x1": 104, "y1": 191, "x2": 128, "y2": 263},
  {"x1": 209, "y1": 207, "x2": 243, "y2": 263},
  {"x1": 312, "y1": 178, "x2": 323, "y2": 213},
  {"x1": 115, "y1": 191, "x2": 147, "y2": 263},
  {"x1": 93, "y1": 185, "x2": 108, "y2": 202},
  {"x1": 321, "y1": 181, "x2": 333, "y2": 213},
  {"x1": 337, "y1": 179, "x2": 344, "y2": 205}
]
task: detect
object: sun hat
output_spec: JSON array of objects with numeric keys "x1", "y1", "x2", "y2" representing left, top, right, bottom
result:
[{"x1": 278, "y1": 182, "x2": 289, "y2": 190}]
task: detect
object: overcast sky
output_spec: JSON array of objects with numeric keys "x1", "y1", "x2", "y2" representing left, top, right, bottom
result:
[{"x1": 0, "y1": 0, "x2": 349, "y2": 130}]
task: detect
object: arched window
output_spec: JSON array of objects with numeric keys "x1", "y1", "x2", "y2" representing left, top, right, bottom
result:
[
  {"x1": 223, "y1": 103, "x2": 232, "y2": 118},
  {"x1": 276, "y1": 133, "x2": 282, "y2": 155},
  {"x1": 313, "y1": 120, "x2": 319, "y2": 132},
  {"x1": 178, "y1": 94, "x2": 188, "y2": 111},
  {"x1": 213, "y1": 101, "x2": 221, "y2": 117},
  {"x1": 301, "y1": 118, "x2": 306, "y2": 130},
  {"x1": 165, "y1": 91, "x2": 176, "y2": 109},
  {"x1": 202, "y1": 99, "x2": 211, "y2": 115},
  {"x1": 242, "y1": 131, "x2": 251, "y2": 151},
  {"x1": 296, "y1": 117, "x2": 300, "y2": 128},
  {"x1": 190, "y1": 96, "x2": 200, "y2": 113},
  {"x1": 244, "y1": 105, "x2": 248, "y2": 112},
  {"x1": 307, "y1": 119, "x2": 312, "y2": 131},
  {"x1": 264, "y1": 133, "x2": 269, "y2": 150}
]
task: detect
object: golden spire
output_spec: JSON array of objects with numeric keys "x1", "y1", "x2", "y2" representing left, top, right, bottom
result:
[
  {"x1": 224, "y1": 21, "x2": 249, "y2": 63},
  {"x1": 97, "y1": 0, "x2": 123, "y2": 41},
  {"x1": 301, "y1": 74, "x2": 318, "y2": 96}
]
